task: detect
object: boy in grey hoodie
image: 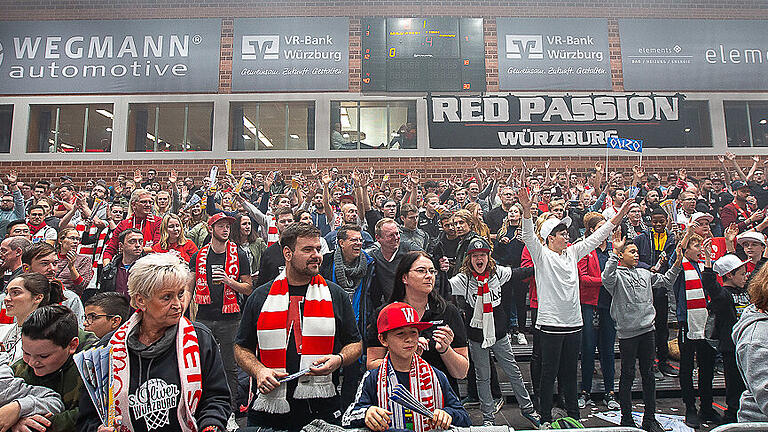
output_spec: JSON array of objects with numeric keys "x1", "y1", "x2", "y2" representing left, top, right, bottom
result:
[
  {"x1": 0, "y1": 363, "x2": 64, "y2": 431},
  {"x1": 602, "y1": 229, "x2": 682, "y2": 432}
]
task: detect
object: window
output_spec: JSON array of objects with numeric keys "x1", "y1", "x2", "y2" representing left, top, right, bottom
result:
[
  {"x1": 229, "y1": 102, "x2": 315, "y2": 151},
  {"x1": 27, "y1": 104, "x2": 112, "y2": 153},
  {"x1": 725, "y1": 101, "x2": 768, "y2": 147},
  {"x1": 127, "y1": 103, "x2": 213, "y2": 152},
  {"x1": 330, "y1": 101, "x2": 417, "y2": 150},
  {"x1": 0, "y1": 105, "x2": 11, "y2": 153}
]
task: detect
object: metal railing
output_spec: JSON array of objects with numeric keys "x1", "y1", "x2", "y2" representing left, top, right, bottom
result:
[{"x1": 710, "y1": 423, "x2": 768, "y2": 432}]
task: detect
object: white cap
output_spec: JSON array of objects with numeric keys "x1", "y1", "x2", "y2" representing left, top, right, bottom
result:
[
  {"x1": 691, "y1": 212, "x2": 714, "y2": 224},
  {"x1": 713, "y1": 254, "x2": 750, "y2": 277},
  {"x1": 540, "y1": 216, "x2": 572, "y2": 240},
  {"x1": 737, "y1": 231, "x2": 766, "y2": 247}
]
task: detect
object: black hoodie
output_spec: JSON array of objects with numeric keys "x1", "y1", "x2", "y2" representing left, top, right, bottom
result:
[{"x1": 77, "y1": 322, "x2": 230, "y2": 432}]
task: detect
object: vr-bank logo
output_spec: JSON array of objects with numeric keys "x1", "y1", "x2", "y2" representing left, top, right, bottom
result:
[
  {"x1": 506, "y1": 35, "x2": 543, "y2": 60},
  {"x1": 242, "y1": 35, "x2": 279, "y2": 60}
]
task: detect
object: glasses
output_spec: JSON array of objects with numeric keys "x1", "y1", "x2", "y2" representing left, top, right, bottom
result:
[
  {"x1": 65, "y1": 236, "x2": 80, "y2": 241},
  {"x1": 84, "y1": 313, "x2": 113, "y2": 324},
  {"x1": 342, "y1": 237, "x2": 363, "y2": 244},
  {"x1": 410, "y1": 267, "x2": 438, "y2": 277}
]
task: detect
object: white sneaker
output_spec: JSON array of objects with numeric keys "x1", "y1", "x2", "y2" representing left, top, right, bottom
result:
[
  {"x1": 516, "y1": 332, "x2": 528, "y2": 345},
  {"x1": 226, "y1": 413, "x2": 239, "y2": 432}
]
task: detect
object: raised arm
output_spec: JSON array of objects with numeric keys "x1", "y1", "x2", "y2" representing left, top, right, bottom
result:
[{"x1": 727, "y1": 152, "x2": 748, "y2": 182}]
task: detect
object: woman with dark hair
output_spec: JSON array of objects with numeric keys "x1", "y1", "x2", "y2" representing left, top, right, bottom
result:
[
  {"x1": 229, "y1": 213, "x2": 266, "y2": 277},
  {"x1": 0, "y1": 272, "x2": 64, "y2": 366},
  {"x1": 366, "y1": 251, "x2": 469, "y2": 393}
]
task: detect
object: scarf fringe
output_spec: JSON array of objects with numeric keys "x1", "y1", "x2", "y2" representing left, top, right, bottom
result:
[
  {"x1": 195, "y1": 293, "x2": 211, "y2": 304},
  {"x1": 252, "y1": 393, "x2": 291, "y2": 414},
  {"x1": 294, "y1": 376, "x2": 336, "y2": 399}
]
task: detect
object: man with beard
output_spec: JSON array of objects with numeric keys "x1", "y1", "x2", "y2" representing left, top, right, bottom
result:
[
  {"x1": 320, "y1": 224, "x2": 375, "y2": 409},
  {"x1": 190, "y1": 212, "x2": 253, "y2": 420},
  {"x1": 21, "y1": 243, "x2": 84, "y2": 326},
  {"x1": 721, "y1": 181, "x2": 763, "y2": 233},
  {"x1": 102, "y1": 189, "x2": 161, "y2": 265},
  {"x1": 235, "y1": 223, "x2": 362, "y2": 430}
]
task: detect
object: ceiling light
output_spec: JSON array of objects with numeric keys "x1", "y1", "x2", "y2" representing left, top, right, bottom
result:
[
  {"x1": 242, "y1": 134, "x2": 251, "y2": 140},
  {"x1": 105, "y1": 127, "x2": 112, "y2": 132},
  {"x1": 684, "y1": 128, "x2": 691, "y2": 133},
  {"x1": 96, "y1": 109, "x2": 113, "y2": 119},
  {"x1": 290, "y1": 134, "x2": 299, "y2": 139},
  {"x1": 760, "y1": 119, "x2": 767, "y2": 125}
]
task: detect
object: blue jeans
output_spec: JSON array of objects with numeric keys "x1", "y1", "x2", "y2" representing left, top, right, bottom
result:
[{"x1": 579, "y1": 305, "x2": 616, "y2": 394}]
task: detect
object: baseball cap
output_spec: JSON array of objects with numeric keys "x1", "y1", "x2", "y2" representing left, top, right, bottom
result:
[
  {"x1": 732, "y1": 180, "x2": 750, "y2": 191},
  {"x1": 208, "y1": 213, "x2": 235, "y2": 227},
  {"x1": 339, "y1": 194, "x2": 355, "y2": 203},
  {"x1": 691, "y1": 212, "x2": 714, "y2": 224},
  {"x1": 467, "y1": 238, "x2": 491, "y2": 255},
  {"x1": 737, "y1": 231, "x2": 766, "y2": 247},
  {"x1": 540, "y1": 216, "x2": 572, "y2": 240},
  {"x1": 713, "y1": 254, "x2": 750, "y2": 277},
  {"x1": 377, "y1": 302, "x2": 433, "y2": 334}
]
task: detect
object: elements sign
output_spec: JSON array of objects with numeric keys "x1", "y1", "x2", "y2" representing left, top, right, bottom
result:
[
  {"x1": 496, "y1": 18, "x2": 612, "y2": 90},
  {"x1": 0, "y1": 19, "x2": 221, "y2": 94},
  {"x1": 620, "y1": 19, "x2": 768, "y2": 90},
  {"x1": 428, "y1": 94, "x2": 693, "y2": 149},
  {"x1": 232, "y1": 18, "x2": 349, "y2": 91}
]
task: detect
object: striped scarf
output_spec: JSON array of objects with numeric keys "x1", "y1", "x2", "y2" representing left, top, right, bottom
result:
[
  {"x1": 76, "y1": 222, "x2": 109, "y2": 285},
  {"x1": 253, "y1": 270, "x2": 336, "y2": 414},
  {"x1": 469, "y1": 271, "x2": 496, "y2": 348},
  {"x1": 267, "y1": 215, "x2": 278, "y2": 247},
  {"x1": 376, "y1": 353, "x2": 443, "y2": 432},
  {"x1": 194, "y1": 241, "x2": 240, "y2": 314},
  {"x1": 682, "y1": 258, "x2": 708, "y2": 340}
]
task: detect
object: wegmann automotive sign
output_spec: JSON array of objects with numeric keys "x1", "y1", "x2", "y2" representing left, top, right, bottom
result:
[
  {"x1": 427, "y1": 94, "x2": 706, "y2": 149},
  {"x1": 0, "y1": 19, "x2": 221, "y2": 94}
]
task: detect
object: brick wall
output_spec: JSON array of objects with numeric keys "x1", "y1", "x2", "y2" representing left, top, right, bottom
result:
[{"x1": 0, "y1": 156, "x2": 754, "y2": 188}]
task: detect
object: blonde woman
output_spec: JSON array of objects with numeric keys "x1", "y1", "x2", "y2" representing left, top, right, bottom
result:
[
  {"x1": 152, "y1": 213, "x2": 198, "y2": 263},
  {"x1": 466, "y1": 202, "x2": 492, "y2": 246}
]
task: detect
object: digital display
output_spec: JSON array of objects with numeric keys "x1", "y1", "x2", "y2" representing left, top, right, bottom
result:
[{"x1": 361, "y1": 17, "x2": 485, "y2": 92}]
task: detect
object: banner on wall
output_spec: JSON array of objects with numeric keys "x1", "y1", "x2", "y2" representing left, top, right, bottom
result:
[
  {"x1": 0, "y1": 19, "x2": 221, "y2": 94},
  {"x1": 232, "y1": 17, "x2": 349, "y2": 91},
  {"x1": 496, "y1": 18, "x2": 612, "y2": 90},
  {"x1": 620, "y1": 19, "x2": 768, "y2": 90},
  {"x1": 427, "y1": 94, "x2": 704, "y2": 149}
]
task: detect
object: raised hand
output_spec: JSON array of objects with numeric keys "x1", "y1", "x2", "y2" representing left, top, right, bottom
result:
[
  {"x1": 611, "y1": 228, "x2": 625, "y2": 254},
  {"x1": 753, "y1": 155, "x2": 761, "y2": 163},
  {"x1": 724, "y1": 223, "x2": 739, "y2": 243},
  {"x1": 6, "y1": 170, "x2": 17, "y2": 184},
  {"x1": 726, "y1": 152, "x2": 736, "y2": 161},
  {"x1": 321, "y1": 169, "x2": 332, "y2": 186},
  {"x1": 717, "y1": 155, "x2": 725, "y2": 163},
  {"x1": 517, "y1": 183, "x2": 532, "y2": 212}
]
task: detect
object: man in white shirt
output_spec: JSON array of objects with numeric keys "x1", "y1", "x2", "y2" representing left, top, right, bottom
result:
[{"x1": 518, "y1": 183, "x2": 631, "y2": 427}]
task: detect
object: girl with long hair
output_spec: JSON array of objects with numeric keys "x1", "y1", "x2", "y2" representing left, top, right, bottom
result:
[{"x1": 152, "y1": 213, "x2": 198, "y2": 263}]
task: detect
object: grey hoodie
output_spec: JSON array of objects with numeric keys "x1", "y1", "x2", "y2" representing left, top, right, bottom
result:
[
  {"x1": 0, "y1": 363, "x2": 63, "y2": 417},
  {"x1": 602, "y1": 254, "x2": 681, "y2": 340},
  {"x1": 732, "y1": 304, "x2": 768, "y2": 422}
]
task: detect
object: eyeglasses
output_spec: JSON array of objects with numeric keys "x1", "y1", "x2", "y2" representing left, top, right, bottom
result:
[
  {"x1": 410, "y1": 267, "x2": 438, "y2": 277},
  {"x1": 84, "y1": 313, "x2": 113, "y2": 324},
  {"x1": 65, "y1": 236, "x2": 80, "y2": 241}
]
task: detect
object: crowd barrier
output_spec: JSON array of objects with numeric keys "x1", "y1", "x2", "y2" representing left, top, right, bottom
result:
[
  {"x1": 298, "y1": 420, "x2": 649, "y2": 432},
  {"x1": 710, "y1": 423, "x2": 768, "y2": 432}
]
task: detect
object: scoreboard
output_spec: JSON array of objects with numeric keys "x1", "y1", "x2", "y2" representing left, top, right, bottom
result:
[{"x1": 361, "y1": 17, "x2": 486, "y2": 92}]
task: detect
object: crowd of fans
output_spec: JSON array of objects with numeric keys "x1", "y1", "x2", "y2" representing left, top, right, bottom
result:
[{"x1": 0, "y1": 151, "x2": 768, "y2": 431}]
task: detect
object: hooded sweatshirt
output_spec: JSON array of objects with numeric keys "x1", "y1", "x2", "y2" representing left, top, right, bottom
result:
[
  {"x1": 601, "y1": 254, "x2": 681, "y2": 340},
  {"x1": 732, "y1": 304, "x2": 768, "y2": 422}
]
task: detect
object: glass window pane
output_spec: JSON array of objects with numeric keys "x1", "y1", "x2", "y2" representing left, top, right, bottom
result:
[
  {"x1": 157, "y1": 104, "x2": 186, "y2": 152},
  {"x1": 128, "y1": 103, "x2": 212, "y2": 152},
  {"x1": 725, "y1": 101, "x2": 750, "y2": 147},
  {"x1": 331, "y1": 100, "x2": 417, "y2": 150},
  {"x1": 28, "y1": 104, "x2": 113, "y2": 153},
  {"x1": 86, "y1": 105, "x2": 113, "y2": 153},
  {"x1": 749, "y1": 102, "x2": 768, "y2": 147},
  {"x1": 0, "y1": 105, "x2": 13, "y2": 153},
  {"x1": 127, "y1": 104, "x2": 157, "y2": 152},
  {"x1": 230, "y1": 102, "x2": 314, "y2": 151},
  {"x1": 678, "y1": 100, "x2": 711, "y2": 148}
]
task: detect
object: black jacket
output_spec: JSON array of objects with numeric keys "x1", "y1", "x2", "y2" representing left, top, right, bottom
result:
[
  {"x1": 89, "y1": 253, "x2": 145, "y2": 302},
  {"x1": 255, "y1": 242, "x2": 285, "y2": 287},
  {"x1": 634, "y1": 229, "x2": 676, "y2": 273},
  {"x1": 704, "y1": 268, "x2": 748, "y2": 353},
  {"x1": 77, "y1": 322, "x2": 231, "y2": 432}
]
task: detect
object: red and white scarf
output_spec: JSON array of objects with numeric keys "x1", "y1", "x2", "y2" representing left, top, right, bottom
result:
[
  {"x1": 469, "y1": 271, "x2": 496, "y2": 348},
  {"x1": 682, "y1": 258, "x2": 708, "y2": 340},
  {"x1": 110, "y1": 313, "x2": 202, "y2": 432},
  {"x1": 194, "y1": 242, "x2": 240, "y2": 314},
  {"x1": 267, "y1": 215, "x2": 278, "y2": 247},
  {"x1": 376, "y1": 354, "x2": 443, "y2": 432},
  {"x1": 253, "y1": 270, "x2": 335, "y2": 414}
]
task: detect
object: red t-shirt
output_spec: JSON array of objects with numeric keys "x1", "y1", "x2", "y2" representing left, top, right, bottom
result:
[{"x1": 152, "y1": 240, "x2": 199, "y2": 263}]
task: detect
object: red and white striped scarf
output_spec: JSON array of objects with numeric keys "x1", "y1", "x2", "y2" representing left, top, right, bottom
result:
[
  {"x1": 76, "y1": 222, "x2": 109, "y2": 273},
  {"x1": 267, "y1": 215, "x2": 278, "y2": 247},
  {"x1": 194, "y1": 241, "x2": 240, "y2": 314},
  {"x1": 682, "y1": 258, "x2": 708, "y2": 340},
  {"x1": 110, "y1": 313, "x2": 202, "y2": 432},
  {"x1": 469, "y1": 271, "x2": 496, "y2": 348},
  {"x1": 376, "y1": 353, "x2": 443, "y2": 432},
  {"x1": 253, "y1": 270, "x2": 335, "y2": 414}
]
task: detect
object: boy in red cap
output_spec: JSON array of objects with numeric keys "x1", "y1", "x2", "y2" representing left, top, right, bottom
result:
[{"x1": 342, "y1": 302, "x2": 470, "y2": 431}]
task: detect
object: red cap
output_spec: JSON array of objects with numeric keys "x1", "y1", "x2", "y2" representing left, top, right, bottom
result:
[
  {"x1": 377, "y1": 302, "x2": 433, "y2": 334},
  {"x1": 208, "y1": 213, "x2": 235, "y2": 227}
]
